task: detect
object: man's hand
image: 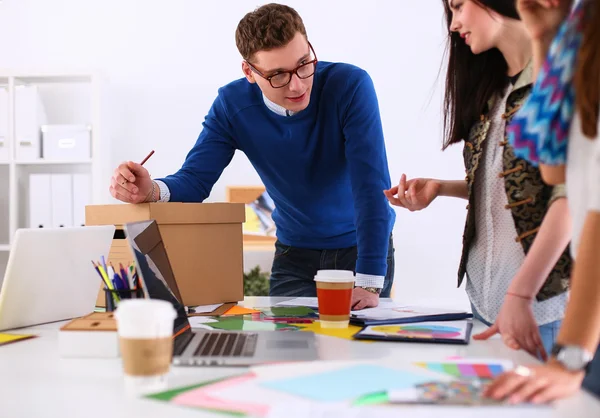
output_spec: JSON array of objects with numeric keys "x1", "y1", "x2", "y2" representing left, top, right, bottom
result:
[
  {"x1": 109, "y1": 161, "x2": 154, "y2": 203},
  {"x1": 351, "y1": 287, "x2": 380, "y2": 311},
  {"x1": 473, "y1": 294, "x2": 547, "y2": 360}
]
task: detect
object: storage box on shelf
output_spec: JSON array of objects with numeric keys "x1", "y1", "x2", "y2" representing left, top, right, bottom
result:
[{"x1": 41, "y1": 124, "x2": 91, "y2": 161}]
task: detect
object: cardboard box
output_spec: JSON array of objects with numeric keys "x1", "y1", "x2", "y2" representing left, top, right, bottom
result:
[
  {"x1": 59, "y1": 312, "x2": 119, "y2": 358},
  {"x1": 85, "y1": 202, "x2": 246, "y2": 307}
]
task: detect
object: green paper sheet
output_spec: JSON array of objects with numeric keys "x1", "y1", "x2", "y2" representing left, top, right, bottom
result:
[
  {"x1": 209, "y1": 317, "x2": 298, "y2": 332},
  {"x1": 260, "y1": 307, "x2": 317, "y2": 317}
]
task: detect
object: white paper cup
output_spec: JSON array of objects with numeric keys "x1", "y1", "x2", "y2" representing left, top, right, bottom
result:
[
  {"x1": 314, "y1": 270, "x2": 355, "y2": 329},
  {"x1": 114, "y1": 299, "x2": 176, "y2": 396}
]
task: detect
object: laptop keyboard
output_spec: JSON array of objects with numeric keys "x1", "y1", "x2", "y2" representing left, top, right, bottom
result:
[{"x1": 194, "y1": 332, "x2": 258, "y2": 357}]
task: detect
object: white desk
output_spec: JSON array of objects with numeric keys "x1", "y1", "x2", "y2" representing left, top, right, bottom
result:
[{"x1": 1, "y1": 297, "x2": 599, "y2": 418}]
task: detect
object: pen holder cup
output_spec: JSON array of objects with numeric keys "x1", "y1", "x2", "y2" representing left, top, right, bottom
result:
[{"x1": 104, "y1": 288, "x2": 145, "y2": 312}]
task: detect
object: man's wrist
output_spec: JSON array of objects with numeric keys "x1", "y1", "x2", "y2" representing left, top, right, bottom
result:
[
  {"x1": 144, "y1": 181, "x2": 159, "y2": 203},
  {"x1": 154, "y1": 179, "x2": 171, "y2": 202},
  {"x1": 359, "y1": 286, "x2": 382, "y2": 295},
  {"x1": 354, "y1": 272, "x2": 384, "y2": 289}
]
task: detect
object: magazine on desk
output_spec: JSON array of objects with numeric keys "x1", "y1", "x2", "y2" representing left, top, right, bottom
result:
[{"x1": 353, "y1": 320, "x2": 473, "y2": 345}]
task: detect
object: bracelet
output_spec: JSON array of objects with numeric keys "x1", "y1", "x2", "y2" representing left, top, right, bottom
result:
[
  {"x1": 145, "y1": 181, "x2": 156, "y2": 202},
  {"x1": 360, "y1": 286, "x2": 382, "y2": 295},
  {"x1": 506, "y1": 291, "x2": 533, "y2": 301}
]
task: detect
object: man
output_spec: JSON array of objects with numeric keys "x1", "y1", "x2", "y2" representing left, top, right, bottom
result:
[{"x1": 109, "y1": 3, "x2": 395, "y2": 310}]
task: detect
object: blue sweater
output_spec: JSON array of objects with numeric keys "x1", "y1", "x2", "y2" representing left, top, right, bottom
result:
[{"x1": 158, "y1": 62, "x2": 396, "y2": 277}]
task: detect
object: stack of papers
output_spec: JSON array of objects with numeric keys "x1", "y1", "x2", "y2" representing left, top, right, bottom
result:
[
  {"x1": 275, "y1": 299, "x2": 472, "y2": 326},
  {"x1": 350, "y1": 306, "x2": 473, "y2": 326}
]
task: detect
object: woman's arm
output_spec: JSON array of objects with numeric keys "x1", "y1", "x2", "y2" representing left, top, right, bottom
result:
[
  {"x1": 507, "y1": 197, "x2": 571, "y2": 297},
  {"x1": 383, "y1": 177, "x2": 468, "y2": 210},
  {"x1": 473, "y1": 197, "x2": 571, "y2": 358},
  {"x1": 555, "y1": 211, "x2": 600, "y2": 352},
  {"x1": 438, "y1": 180, "x2": 469, "y2": 200}
]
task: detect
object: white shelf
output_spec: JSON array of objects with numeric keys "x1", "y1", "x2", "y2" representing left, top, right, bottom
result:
[
  {"x1": 1, "y1": 73, "x2": 96, "y2": 84},
  {"x1": 0, "y1": 71, "x2": 107, "y2": 245},
  {"x1": 15, "y1": 159, "x2": 93, "y2": 165}
]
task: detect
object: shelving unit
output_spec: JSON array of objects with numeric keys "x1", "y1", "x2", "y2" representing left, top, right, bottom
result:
[
  {"x1": 0, "y1": 71, "x2": 110, "y2": 257},
  {"x1": 15, "y1": 159, "x2": 93, "y2": 165}
]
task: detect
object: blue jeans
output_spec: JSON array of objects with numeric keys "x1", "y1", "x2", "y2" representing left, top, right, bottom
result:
[
  {"x1": 583, "y1": 344, "x2": 600, "y2": 399},
  {"x1": 471, "y1": 304, "x2": 561, "y2": 359},
  {"x1": 269, "y1": 236, "x2": 395, "y2": 298}
]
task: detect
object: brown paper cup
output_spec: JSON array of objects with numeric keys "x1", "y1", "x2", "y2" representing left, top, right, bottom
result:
[
  {"x1": 114, "y1": 299, "x2": 176, "y2": 396},
  {"x1": 119, "y1": 337, "x2": 173, "y2": 377}
]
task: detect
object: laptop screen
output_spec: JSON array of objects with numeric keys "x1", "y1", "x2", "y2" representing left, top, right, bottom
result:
[{"x1": 123, "y1": 220, "x2": 191, "y2": 338}]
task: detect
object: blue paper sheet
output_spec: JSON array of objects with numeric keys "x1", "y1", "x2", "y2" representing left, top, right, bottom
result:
[{"x1": 260, "y1": 364, "x2": 431, "y2": 402}]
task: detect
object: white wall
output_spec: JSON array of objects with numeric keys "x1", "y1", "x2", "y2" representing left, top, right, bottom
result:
[{"x1": 0, "y1": 0, "x2": 470, "y2": 309}]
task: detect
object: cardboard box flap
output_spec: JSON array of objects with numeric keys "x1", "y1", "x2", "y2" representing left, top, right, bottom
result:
[
  {"x1": 148, "y1": 203, "x2": 245, "y2": 224},
  {"x1": 86, "y1": 204, "x2": 151, "y2": 226},
  {"x1": 86, "y1": 203, "x2": 245, "y2": 226}
]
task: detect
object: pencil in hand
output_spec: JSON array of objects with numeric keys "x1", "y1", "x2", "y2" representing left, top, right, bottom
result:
[{"x1": 139, "y1": 150, "x2": 155, "y2": 166}]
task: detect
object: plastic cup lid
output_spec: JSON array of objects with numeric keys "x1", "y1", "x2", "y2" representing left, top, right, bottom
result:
[{"x1": 314, "y1": 269, "x2": 355, "y2": 283}]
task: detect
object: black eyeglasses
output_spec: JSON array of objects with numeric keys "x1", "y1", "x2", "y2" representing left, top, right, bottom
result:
[{"x1": 246, "y1": 42, "x2": 318, "y2": 89}]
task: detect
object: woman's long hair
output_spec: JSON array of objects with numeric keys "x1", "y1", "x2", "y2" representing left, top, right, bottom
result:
[
  {"x1": 575, "y1": 0, "x2": 600, "y2": 139},
  {"x1": 441, "y1": 0, "x2": 520, "y2": 149}
]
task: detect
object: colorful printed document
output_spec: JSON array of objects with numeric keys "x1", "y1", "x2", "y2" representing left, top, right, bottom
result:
[
  {"x1": 172, "y1": 373, "x2": 269, "y2": 416},
  {"x1": 210, "y1": 316, "x2": 299, "y2": 332},
  {"x1": 414, "y1": 359, "x2": 513, "y2": 380},
  {"x1": 147, "y1": 373, "x2": 269, "y2": 417},
  {"x1": 260, "y1": 364, "x2": 432, "y2": 402},
  {"x1": 296, "y1": 321, "x2": 364, "y2": 341},
  {"x1": 259, "y1": 307, "x2": 317, "y2": 317},
  {"x1": 353, "y1": 320, "x2": 473, "y2": 345}
]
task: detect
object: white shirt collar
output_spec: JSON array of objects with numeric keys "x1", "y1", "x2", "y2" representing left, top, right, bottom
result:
[{"x1": 262, "y1": 94, "x2": 295, "y2": 117}]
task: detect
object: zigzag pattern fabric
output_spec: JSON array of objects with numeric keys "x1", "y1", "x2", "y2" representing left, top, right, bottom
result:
[{"x1": 507, "y1": 2, "x2": 584, "y2": 167}]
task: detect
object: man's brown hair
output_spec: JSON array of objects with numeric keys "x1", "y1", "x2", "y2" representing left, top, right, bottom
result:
[{"x1": 235, "y1": 3, "x2": 307, "y2": 62}]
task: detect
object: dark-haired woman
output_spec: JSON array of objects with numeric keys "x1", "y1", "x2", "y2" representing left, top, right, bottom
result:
[{"x1": 384, "y1": 0, "x2": 571, "y2": 359}]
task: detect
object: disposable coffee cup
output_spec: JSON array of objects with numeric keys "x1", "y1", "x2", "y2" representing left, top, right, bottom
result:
[
  {"x1": 314, "y1": 270, "x2": 355, "y2": 329},
  {"x1": 114, "y1": 299, "x2": 176, "y2": 396}
]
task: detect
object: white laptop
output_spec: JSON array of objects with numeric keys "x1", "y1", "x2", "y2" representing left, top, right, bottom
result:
[{"x1": 0, "y1": 225, "x2": 115, "y2": 331}]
